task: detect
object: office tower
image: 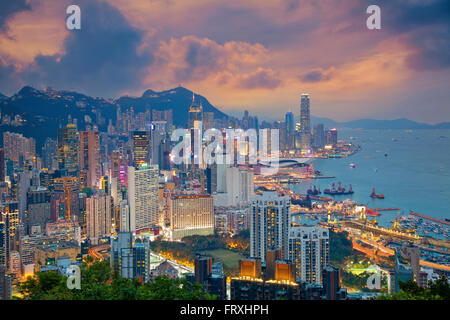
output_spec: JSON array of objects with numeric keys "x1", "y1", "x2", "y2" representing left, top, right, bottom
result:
[
  {"x1": 313, "y1": 124, "x2": 326, "y2": 149},
  {"x1": 194, "y1": 255, "x2": 212, "y2": 286},
  {"x1": 133, "y1": 237, "x2": 151, "y2": 283},
  {"x1": 0, "y1": 148, "x2": 4, "y2": 182},
  {"x1": 86, "y1": 193, "x2": 112, "y2": 245},
  {"x1": 0, "y1": 266, "x2": 12, "y2": 300},
  {"x1": 168, "y1": 195, "x2": 214, "y2": 239},
  {"x1": 57, "y1": 124, "x2": 78, "y2": 170},
  {"x1": 150, "y1": 122, "x2": 167, "y2": 167},
  {"x1": 26, "y1": 186, "x2": 51, "y2": 232},
  {"x1": 326, "y1": 128, "x2": 338, "y2": 146},
  {"x1": 79, "y1": 131, "x2": 101, "y2": 188},
  {"x1": 132, "y1": 131, "x2": 150, "y2": 168},
  {"x1": 110, "y1": 231, "x2": 134, "y2": 279},
  {"x1": 2, "y1": 132, "x2": 36, "y2": 166},
  {"x1": 250, "y1": 191, "x2": 291, "y2": 262},
  {"x1": 285, "y1": 112, "x2": 295, "y2": 150},
  {"x1": 127, "y1": 164, "x2": 159, "y2": 231},
  {"x1": 0, "y1": 202, "x2": 19, "y2": 267},
  {"x1": 299, "y1": 93, "x2": 311, "y2": 150},
  {"x1": 205, "y1": 165, "x2": 217, "y2": 195},
  {"x1": 288, "y1": 226, "x2": 329, "y2": 284},
  {"x1": 41, "y1": 138, "x2": 57, "y2": 170}
]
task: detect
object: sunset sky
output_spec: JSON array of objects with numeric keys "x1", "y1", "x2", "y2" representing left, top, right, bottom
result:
[{"x1": 0, "y1": 0, "x2": 449, "y2": 123}]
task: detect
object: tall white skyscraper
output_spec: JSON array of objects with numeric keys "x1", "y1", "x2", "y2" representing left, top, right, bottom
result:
[
  {"x1": 127, "y1": 164, "x2": 159, "y2": 231},
  {"x1": 288, "y1": 226, "x2": 329, "y2": 284},
  {"x1": 250, "y1": 191, "x2": 291, "y2": 262}
]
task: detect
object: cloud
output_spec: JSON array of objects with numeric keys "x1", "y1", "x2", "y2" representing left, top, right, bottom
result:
[
  {"x1": 0, "y1": 0, "x2": 31, "y2": 32},
  {"x1": 301, "y1": 69, "x2": 333, "y2": 83},
  {"x1": 152, "y1": 35, "x2": 277, "y2": 89},
  {"x1": 22, "y1": 0, "x2": 152, "y2": 98},
  {"x1": 238, "y1": 68, "x2": 282, "y2": 89},
  {"x1": 358, "y1": 0, "x2": 450, "y2": 71}
]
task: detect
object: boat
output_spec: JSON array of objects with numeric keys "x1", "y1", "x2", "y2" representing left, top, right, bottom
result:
[
  {"x1": 323, "y1": 182, "x2": 354, "y2": 195},
  {"x1": 307, "y1": 186, "x2": 321, "y2": 196},
  {"x1": 350, "y1": 163, "x2": 356, "y2": 168},
  {"x1": 370, "y1": 188, "x2": 384, "y2": 199}
]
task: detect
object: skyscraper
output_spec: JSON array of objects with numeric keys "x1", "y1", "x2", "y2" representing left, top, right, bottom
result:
[
  {"x1": 285, "y1": 112, "x2": 294, "y2": 150},
  {"x1": 188, "y1": 93, "x2": 203, "y2": 130},
  {"x1": 250, "y1": 191, "x2": 291, "y2": 262},
  {"x1": 300, "y1": 93, "x2": 311, "y2": 150},
  {"x1": 0, "y1": 148, "x2": 4, "y2": 182},
  {"x1": 288, "y1": 226, "x2": 329, "y2": 284},
  {"x1": 86, "y1": 193, "x2": 112, "y2": 245},
  {"x1": 132, "y1": 131, "x2": 150, "y2": 169},
  {"x1": 327, "y1": 128, "x2": 338, "y2": 146},
  {"x1": 79, "y1": 131, "x2": 101, "y2": 188},
  {"x1": 313, "y1": 124, "x2": 326, "y2": 149},
  {"x1": 127, "y1": 164, "x2": 159, "y2": 231},
  {"x1": 58, "y1": 124, "x2": 78, "y2": 170}
]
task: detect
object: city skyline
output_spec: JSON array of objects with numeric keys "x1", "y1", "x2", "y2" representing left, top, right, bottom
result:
[{"x1": 0, "y1": 0, "x2": 449, "y2": 123}]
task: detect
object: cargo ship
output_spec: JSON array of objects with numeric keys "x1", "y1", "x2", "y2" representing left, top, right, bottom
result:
[
  {"x1": 370, "y1": 188, "x2": 384, "y2": 199},
  {"x1": 323, "y1": 182, "x2": 354, "y2": 195}
]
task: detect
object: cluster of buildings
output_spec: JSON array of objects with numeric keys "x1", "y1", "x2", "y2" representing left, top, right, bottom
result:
[{"x1": 1, "y1": 90, "x2": 440, "y2": 301}]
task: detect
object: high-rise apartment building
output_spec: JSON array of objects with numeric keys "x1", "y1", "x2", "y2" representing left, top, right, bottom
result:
[
  {"x1": 86, "y1": 193, "x2": 112, "y2": 245},
  {"x1": 250, "y1": 191, "x2": 291, "y2": 262},
  {"x1": 288, "y1": 226, "x2": 329, "y2": 284},
  {"x1": 2, "y1": 132, "x2": 36, "y2": 166},
  {"x1": 127, "y1": 164, "x2": 159, "y2": 231},
  {"x1": 79, "y1": 131, "x2": 101, "y2": 188}
]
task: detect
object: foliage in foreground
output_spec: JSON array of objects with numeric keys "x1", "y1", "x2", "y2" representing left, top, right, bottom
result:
[
  {"x1": 17, "y1": 261, "x2": 216, "y2": 300},
  {"x1": 378, "y1": 276, "x2": 450, "y2": 300}
]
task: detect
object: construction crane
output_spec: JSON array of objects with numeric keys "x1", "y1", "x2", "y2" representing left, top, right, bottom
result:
[{"x1": 391, "y1": 210, "x2": 402, "y2": 231}]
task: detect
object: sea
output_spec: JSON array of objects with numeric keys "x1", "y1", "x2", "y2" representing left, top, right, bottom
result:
[{"x1": 290, "y1": 129, "x2": 450, "y2": 229}]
